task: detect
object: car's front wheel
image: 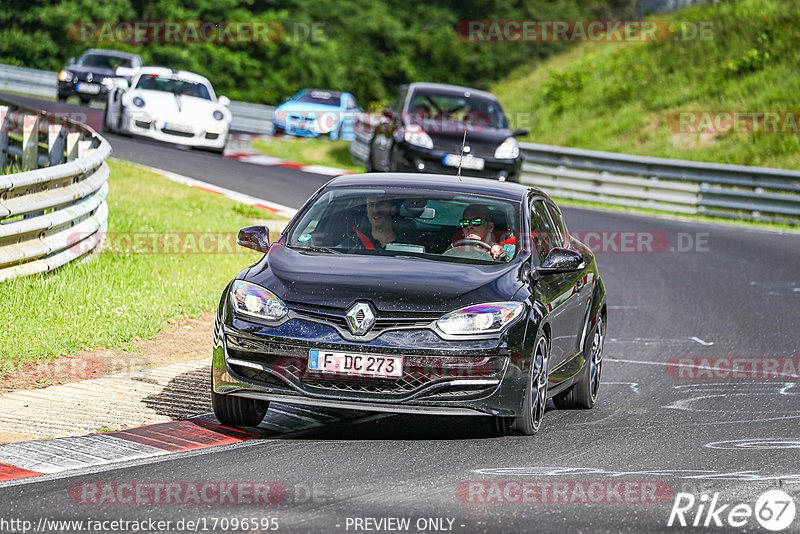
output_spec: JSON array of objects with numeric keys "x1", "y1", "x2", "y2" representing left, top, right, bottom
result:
[
  {"x1": 212, "y1": 391, "x2": 269, "y2": 428},
  {"x1": 513, "y1": 335, "x2": 549, "y2": 435},
  {"x1": 554, "y1": 315, "x2": 605, "y2": 409}
]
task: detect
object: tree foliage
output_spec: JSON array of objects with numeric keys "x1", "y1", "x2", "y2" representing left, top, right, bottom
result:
[{"x1": 0, "y1": 0, "x2": 635, "y2": 105}]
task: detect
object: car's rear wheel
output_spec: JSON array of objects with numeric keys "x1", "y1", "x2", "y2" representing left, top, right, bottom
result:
[
  {"x1": 554, "y1": 315, "x2": 605, "y2": 409},
  {"x1": 513, "y1": 336, "x2": 549, "y2": 435},
  {"x1": 212, "y1": 391, "x2": 269, "y2": 428}
]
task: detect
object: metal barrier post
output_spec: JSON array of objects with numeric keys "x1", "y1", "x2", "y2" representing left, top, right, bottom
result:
[{"x1": 21, "y1": 114, "x2": 38, "y2": 170}]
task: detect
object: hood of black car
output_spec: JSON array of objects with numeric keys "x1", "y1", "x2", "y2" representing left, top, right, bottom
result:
[
  {"x1": 66, "y1": 65, "x2": 117, "y2": 80},
  {"x1": 408, "y1": 121, "x2": 513, "y2": 156},
  {"x1": 245, "y1": 242, "x2": 524, "y2": 313}
]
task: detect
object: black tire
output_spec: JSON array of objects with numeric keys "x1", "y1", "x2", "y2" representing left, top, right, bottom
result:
[
  {"x1": 553, "y1": 315, "x2": 605, "y2": 409},
  {"x1": 212, "y1": 391, "x2": 269, "y2": 428},
  {"x1": 273, "y1": 125, "x2": 284, "y2": 136},
  {"x1": 512, "y1": 335, "x2": 549, "y2": 435},
  {"x1": 57, "y1": 94, "x2": 67, "y2": 103}
]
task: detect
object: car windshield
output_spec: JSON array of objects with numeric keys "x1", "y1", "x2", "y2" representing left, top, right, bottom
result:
[
  {"x1": 134, "y1": 74, "x2": 212, "y2": 100},
  {"x1": 296, "y1": 90, "x2": 341, "y2": 106},
  {"x1": 408, "y1": 92, "x2": 507, "y2": 129},
  {"x1": 287, "y1": 187, "x2": 522, "y2": 264},
  {"x1": 77, "y1": 54, "x2": 132, "y2": 69}
]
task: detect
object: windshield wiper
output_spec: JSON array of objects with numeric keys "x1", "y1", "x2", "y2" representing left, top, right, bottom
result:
[{"x1": 288, "y1": 245, "x2": 343, "y2": 254}]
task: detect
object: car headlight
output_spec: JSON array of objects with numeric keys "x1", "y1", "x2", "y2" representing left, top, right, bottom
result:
[
  {"x1": 402, "y1": 124, "x2": 434, "y2": 149},
  {"x1": 58, "y1": 70, "x2": 73, "y2": 82},
  {"x1": 132, "y1": 96, "x2": 145, "y2": 108},
  {"x1": 494, "y1": 137, "x2": 519, "y2": 159},
  {"x1": 436, "y1": 302, "x2": 524, "y2": 335},
  {"x1": 213, "y1": 110, "x2": 224, "y2": 121},
  {"x1": 274, "y1": 110, "x2": 286, "y2": 122},
  {"x1": 230, "y1": 280, "x2": 288, "y2": 321}
]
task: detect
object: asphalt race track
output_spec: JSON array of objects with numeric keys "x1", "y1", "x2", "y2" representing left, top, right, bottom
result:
[{"x1": 1, "y1": 94, "x2": 799, "y2": 533}]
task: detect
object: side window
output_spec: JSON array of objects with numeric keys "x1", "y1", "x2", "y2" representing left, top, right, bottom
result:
[
  {"x1": 346, "y1": 96, "x2": 359, "y2": 110},
  {"x1": 531, "y1": 200, "x2": 557, "y2": 263},
  {"x1": 545, "y1": 202, "x2": 566, "y2": 247}
]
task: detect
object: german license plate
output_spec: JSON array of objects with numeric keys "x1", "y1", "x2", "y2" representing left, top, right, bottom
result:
[
  {"x1": 443, "y1": 154, "x2": 485, "y2": 170},
  {"x1": 307, "y1": 350, "x2": 403, "y2": 379},
  {"x1": 75, "y1": 83, "x2": 101, "y2": 94}
]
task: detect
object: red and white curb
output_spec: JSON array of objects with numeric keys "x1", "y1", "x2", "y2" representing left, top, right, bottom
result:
[
  {"x1": 224, "y1": 152, "x2": 356, "y2": 177},
  {"x1": 122, "y1": 161, "x2": 298, "y2": 219}
]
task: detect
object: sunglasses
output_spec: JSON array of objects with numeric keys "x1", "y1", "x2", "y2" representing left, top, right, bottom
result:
[{"x1": 459, "y1": 218, "x2": 484, "y2": 227}]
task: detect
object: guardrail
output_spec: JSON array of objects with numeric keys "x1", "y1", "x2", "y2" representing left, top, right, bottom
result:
[
  {"x1": 0, "y1": 98, "x2": 110, "y2": 281},
  {"x1": 350, "y1": 115, "x2": 800, "y2": 225},
  {"x1": 0, "y1": 63, "x2": 274, "y2": 134}
]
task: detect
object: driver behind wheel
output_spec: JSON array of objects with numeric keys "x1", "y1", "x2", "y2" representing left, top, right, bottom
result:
[{"x1": 452, "y1": 204, "x2": 508, "y2": 261}]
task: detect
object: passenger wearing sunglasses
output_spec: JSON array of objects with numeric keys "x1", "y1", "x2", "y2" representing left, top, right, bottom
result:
[{"x1": 446, "y1": 204, "x2": 508, "y2": 261}]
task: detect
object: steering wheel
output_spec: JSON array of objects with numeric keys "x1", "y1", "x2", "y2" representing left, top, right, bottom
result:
[{"x1": 448, "y1": 238, "x2": 493, "y2": 252}]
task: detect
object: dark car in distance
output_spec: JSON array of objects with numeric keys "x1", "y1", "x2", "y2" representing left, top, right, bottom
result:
[
  {"x1": 212, "y1": 173, "x2": 605, "y2": 435},
  {"x1": 366, "y1": 83, "x2": 528, "y2": 182},
  {"x1": 58, "y1": 49, "x2": 143, "y2": 104}
]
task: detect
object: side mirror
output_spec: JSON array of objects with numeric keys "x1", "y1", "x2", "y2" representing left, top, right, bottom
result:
[
  {"x1": 512, "y1": 127, "x2": 529, "y2": 137},
  {"x1": 538, "y1": 248, "x2": 584, "y2": 274},
  {"x1": 218, "y1": 95, "x2": 230, "y2": 106},
  {"x1": 237, "y1": 225, "x2": 270, "y2": 253}
]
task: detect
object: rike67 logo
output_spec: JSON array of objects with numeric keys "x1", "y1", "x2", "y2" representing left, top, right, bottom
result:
[{"x1": 668, "y1": 490, "x2": 796, "y2": 531}]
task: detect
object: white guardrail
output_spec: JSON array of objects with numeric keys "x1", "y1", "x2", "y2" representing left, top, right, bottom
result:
[
  {"x1": 0, "y1": 98, "x2": 110, "y2": 281},
  {"x1": 0, "y1": 63, "x2": 274, "y2": 134},
  {"x1": 350, "y1": 114, "x2": 800, "y2": 225}
]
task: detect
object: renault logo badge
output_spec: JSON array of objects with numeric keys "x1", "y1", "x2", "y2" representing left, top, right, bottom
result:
[
  {"x1": 87, "y1": 73, "x2": 93, "y2": 82},
  {"x1": 345, "y1": 302, "x2": 376, "y2": 335}
]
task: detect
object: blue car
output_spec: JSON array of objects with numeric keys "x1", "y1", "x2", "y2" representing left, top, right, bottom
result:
[{"x1": 272, "y1": 89, "x2": 361, "y2": 141}]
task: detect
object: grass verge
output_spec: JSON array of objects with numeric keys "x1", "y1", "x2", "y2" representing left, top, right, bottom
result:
[
  {"x1": 0, "y1": 159, "x2": 282, "y2": 371},
  {"x1": 494, "y1": 0, "x2": 800, "y2": 170},
  {"x1": 252, "y1": 136, "x2": 364, "y2": 173}
]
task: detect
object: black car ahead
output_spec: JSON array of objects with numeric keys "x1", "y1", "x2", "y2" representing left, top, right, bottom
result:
[
  {"x1": 366, "y1": 82, "x2": 528, "y2": 182},
  {"x1": 58, "y1": 49, "x2": 143, "y2": 104},
  {"x1": 212, "y1": 173, "x2": 605, "y2": 435}
]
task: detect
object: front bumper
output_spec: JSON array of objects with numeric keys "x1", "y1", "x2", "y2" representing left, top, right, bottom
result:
[
  {"x1": 124, "y1": 110, "x2": 228, "y2": 149},
  {"x1": 395, "y1": 142, "x2": 522, "y2": 181},
  {"x1": 212, "y1": 312, "x2": 531, "y2": 418},
  {"x1": 58, "y1": 80, "x2": 110, "y2": 100}
]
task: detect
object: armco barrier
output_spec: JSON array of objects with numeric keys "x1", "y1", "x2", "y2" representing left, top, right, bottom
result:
[
  {"x1": 350, "y1": 114, "x2": 800, "y2": 225},
  {"x1": 0, "y1": 98, "x2": 110, "y2": 281},
  {"x1": 0, "y1": 63, "x2": 274, "y2": 135}
]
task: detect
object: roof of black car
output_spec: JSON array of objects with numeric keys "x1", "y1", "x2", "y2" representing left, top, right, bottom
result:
[
  {"x1": 326, "y1": 173, "x2": 539, "y2": 200},
  {"x1": 407, "y1": 82, "x2": 498, "y2": 101},
  {"x1": 84, "y1": 48, "x2": 141, "y2": 59}
]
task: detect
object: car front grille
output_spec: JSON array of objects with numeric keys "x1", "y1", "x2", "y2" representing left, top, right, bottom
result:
[
  {"x1": 286, "y1": 302, "x2": 437, "y2": 336},
  {"x1": 161, "y1": 127, "x2": 195, "y2": 138},
  {"x1": 226, "y1": 334, "x2": 505, "y2": 401}
]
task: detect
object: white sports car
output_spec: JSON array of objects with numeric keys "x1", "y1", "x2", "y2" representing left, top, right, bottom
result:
[{"x1": 105, "y1": 67, "x2": 231, "y2": 153}]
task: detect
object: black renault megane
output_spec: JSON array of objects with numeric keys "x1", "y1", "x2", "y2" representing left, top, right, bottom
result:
[{"x1": 212, "y1": 173, "x2": 606, "y2": 435}]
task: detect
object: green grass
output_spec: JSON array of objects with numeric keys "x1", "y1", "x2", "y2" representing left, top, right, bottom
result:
[
  {"x1": 493, "y1": 0, "x2": 800, "y2": 170},
  {"x1": 0, "y1": 159, "x2": 282, "y2": 371},
  {"x1": 252, "y1": 137, "x2": 364, "y2": 173}
]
